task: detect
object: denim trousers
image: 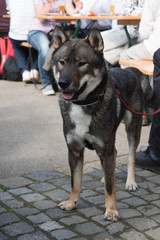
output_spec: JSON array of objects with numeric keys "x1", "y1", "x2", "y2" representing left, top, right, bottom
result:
[
  {"x1": 10, "y1": 38, "x2": 38, "y2": 74},
  {"x1": 28, "y1": 30, "x2": 52, "y2": 87}
]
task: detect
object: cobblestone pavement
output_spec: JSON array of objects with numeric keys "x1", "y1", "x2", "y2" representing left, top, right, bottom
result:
[{"x1": 0, "y1": 165, "x2": 160, "y2": 240}]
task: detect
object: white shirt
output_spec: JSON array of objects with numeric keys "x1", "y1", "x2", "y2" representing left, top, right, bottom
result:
[
  {"x1": 139, "y1": 0, "x2": 160, "y2": 56},
  {"x1": 8, "y1": 0, "x2": 35, "y2": 40}
]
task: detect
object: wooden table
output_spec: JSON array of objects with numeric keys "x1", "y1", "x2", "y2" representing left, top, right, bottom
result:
[{"x1": 36, "y1": 14, "x2": 141, "y2": 26}]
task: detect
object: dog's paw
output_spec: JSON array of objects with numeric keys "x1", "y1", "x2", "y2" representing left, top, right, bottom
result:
[
  {"x1": 104, "y1": 209, "x2": 120, "y2": 222},
  {"x1": 58, "y1": 200, "x2": 76, "y2": 211},
  {"x1": 126, "y1": 181, "x2": 138, "y2": 191}
]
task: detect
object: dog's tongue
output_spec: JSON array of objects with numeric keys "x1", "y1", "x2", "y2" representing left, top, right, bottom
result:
[{"x1": 62, "y1": 92, "x2": 74, "y2": 100}]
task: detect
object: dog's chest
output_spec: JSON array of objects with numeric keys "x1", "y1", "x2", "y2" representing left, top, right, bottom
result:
[{"x1": 69, "y1": 105, "x2": 91, "y2": 136}]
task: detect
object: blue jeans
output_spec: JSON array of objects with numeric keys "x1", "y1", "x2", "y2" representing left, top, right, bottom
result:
[
  {"x1": 28, "y1": 31, "x2": 52, "y2": 87},
  {"x1": 10, "y1": 38, "x2": 38, "y2": 74}
]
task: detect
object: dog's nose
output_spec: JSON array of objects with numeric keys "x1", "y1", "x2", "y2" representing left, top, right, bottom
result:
[{"x1": 59, "y1": 77, "x2": 70, "y2": 89}]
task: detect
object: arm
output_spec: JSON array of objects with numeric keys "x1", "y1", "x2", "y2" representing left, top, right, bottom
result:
[
  {"x1": 34, "y1": 0, "x2": 52, "y2": 15},
  {"x1": 65, "y1": 1, "x2": 83, "y2": 15}
]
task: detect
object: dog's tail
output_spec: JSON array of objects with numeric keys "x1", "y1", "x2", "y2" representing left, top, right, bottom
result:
[{"x1": 140, "y1": 74, "x2": 153, "y2": 104}]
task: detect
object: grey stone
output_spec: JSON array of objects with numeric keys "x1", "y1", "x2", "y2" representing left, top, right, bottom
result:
[
  {"x1": 0, "y1": 206, "x2": 7, "y2": 213},
  {"x1": 131, "y1": 188, "x2": 149, "y2": 196},
  {"x1": 83, "y1": 180, "x2": 103, "y2": 188},
  {"x1": 106, "y1": 222, "x2": 125, "y2": 234},
  {"x1": 0, "y1": 192, "x2": 13, "y2": 201},
  {"x1": 138, "y1": 181, "x2": 155, "y2": 189},
  {"x1": 21, "y1": 193, "x2": 45, "y2": 202},
  {"x1": 0, "y1": 177, "x2": 32, "y2": 188},
  {"x1": 51, "y1": 229, "x2": 77, "y2": 240},
  {"x1": 26, "y1": 171, "x2": 63, "y2": 181},
  {"x1": 8, "y1": 187, "x2": 32, "y2": 195},
  {"x1": 116, "y1": 190, "x2": 131, "y2": 200},
  {"x1": 14, "y1": 207, "x2": 40, "y2": 216},
  {"x1": 60, "y1": 215, "x2": 86, "y2": 225},
  {"x1": 51, "y1": 178, "x2": 70, "y2": 186},
  {"x1": 27, "y1": 213, "x2": 51, "y2": 224},
  {"x1": 2, "y1": 222, "x2": 34, "y2": 236},
  {"x1": 38, "y1": 220, "x2": 63, "y2": 231},
  {"x1": 146, "y1": 227, "x2": 160, "y2": 240},
  {"x1": 0, "y1": 232, "x2": 8, "y2": 240},
  {"x1": 0, "y1": 213, "x2": 19, "y2": 226},
  {"x1": 120, "y1": 230, "x2": 149, "y2": 240},
  {"x1": 30, "y1": 182, "x2": 55, "y2": 191},
  {"x1": 45, "y1": 207, "x2": 75, "y2": 219},
  {"x1": 147, "y1": 175, "x2": 160, "y2": 183},
  {"x1": 33, "y1": 200, "x2": 57, "y2": 210},
  {"x1": 126, "y1": 217, "x2": 157, "y2": 231},
  {"x1": 151, "y1": 214, "x2": 160, "y2": 223},
  {"x1": 152, "y1": 199, "x2": 160, "y2": 207},
  {"x1": 17, "y1": 231, "x2": 50, "y2": 240},
  {"x1": 122, "y1": 197, "x2": 147, "y2": 206},
  {"x1": 151, "y1": 186, "x2": 160, "y2": 194},
  {"x1": 44, "y1": 189, "x2": 69, "y2": 202},
  {"x1": 136, "y1": 170, "x2": 156, "y2": 177},
  {"x1": 81, "y1": 189, "x2": 98, "y2": 198},
  {"x1": 5, "y1": 199, "x2": 24, "y2": 208},
  {"x1": 91, "y1": 214, "x2": 111, "y2": 226},
  {"x1": 119, "y1": 208, "x2": 142, "y2": 218},
  {"x1": 85, "y1": 195, "x2": 105, "y2": 205},
  {"x1": 138, "y1": 205, "x2": 160, "y2": 216},
  {"x1": 75, "y1": 222, "x2": 104, "y2": 235},
  {"x1": 93, "y1": 231, "x2": 119, "y2": 240},
  {"x1": 78, "y1": 206, "x2": 103, "y2": 217}
]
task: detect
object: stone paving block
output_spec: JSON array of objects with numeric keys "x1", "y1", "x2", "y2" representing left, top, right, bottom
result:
[
  {"x1": 151, "y1": 214, "x2": 160, "y2": 223},
  {"x1": 60, "y1": 184, "x2": 71, "y2": 192},
  {"x1": 45, "y1": 207, "x2": 75, "y2": 219},
  {"x1": 106, "y1": 222, "x2": 125, "y2": 234},
  {"x1": 93, "y1": 231, "x2": 119, "y2": 240},
  {"x1": 0, "y1": 177, "x2": 32, "y2": 188},
  {"x1": 83, "y1": 180, "x2": 103, "y2": 189},
  {"x1": 50, "y1": 178, "x2": 70, "y2": 186},
  {"x1": 136, "y1": 170, "x2": 156, "y2": 177},
  {"x1": 119, "y1": 208, "x2": 142, "y2": 218},
  {"x1": 152, "y1": 199, "x2": 160, "y2": 207},
  {"x1": 151, "y1": 186, "x2": 160, "y2": 194},
  {"x1": 0, "y1": 192, "x2": 13, "y2": 201},
  {"x1": 147, "y1": 175, "x2": 160, "y2": 183},
  {"x1": 131, "y1": 188, "x2": 149, "y2": 196},
  {"x1": 82, "y1": 175, "x2": 93, "y2": 182},
  {"x1": 71, "y1": 238, "x2": 88, "y2": 240},
  {"x1": 14, "y1": 207, "x2": 40, "y2": 216},
  {"x1": 2, "y1": 222, "x2": 34, "y2": 236},
  {"x1": 122, "y1": 197, "x2": 147, "y2": 206},
  {"x1": 85, "y1": 195, "x2": 105, "y2": 205},
  {"x1": 5, "y1": 199, "x2": 24, "y2": 208},
  {"x1": 38, "y1": 220, "x2": 63, "y2": 231},
  {"x1": 60, "y1": 215, "x2": 87, "y2": 225},
  {"x1": 26, "y1": 171, "x2": 63, "y2": 181},
  {"x1": 75, "y1": 222, "x2": 104, "y2": 235},
  {"x1": 0, "y1": 232, "x2": 8, "y2": 240},
  {"x1": 116, "y1": 190, "x2": 132, "y2": 200},
  {"x1": 8, "y1": 187, "x2": 32, "y2": 195},
  {"x1": 89, "y1": 171, "x2": 103, "y2": 179},
  {"x1": 81, "y1": 189, "x2": 98, "y2": 198},
  {"x1": 30, "y1": 182, "x2": 56, "y2": 192},
  {"x1": 146, "y1": 228, "x2": 160, "y2": 240},
  {"x1": 116, "y1": 201, "x2": 129, "y2": 209},
  {"x1": 17, "y1": 231, "x2": 50, "y2": 240},
  {"x1": 0, "y1": 213, "x2": 19, "y2": 227},
  {"x1": 0, "y1": 206, "x2": 7, "y2": 213},
  {"x1": 76, "y1": 199, "x2": 89, "y2": 209},
  {"x1": 51, "y1": 229, "x2": 77, "y2": 240},
  {"x1": 138, "y1": 205, "x2": 160, "y2": 216},
  {"x1": 91, "y1": 214, "x2": 111, "y2": 226},
  {"x1": 33, "y1": 200, "x2": 57, "y2": 210},
  {"x1": 78, "y1": 206, "x2": 103, "y2": 218},
  {"x1": 27, "y1": 213, "x2": 51, "y2": 224},
  {"x1": 20, "y1": 193, "x2": 45, "y2": 202},
  {"x1": 141, "y1": 193, "x2": 159, "y2": 202},
  {"x1": 138, "y1": 181, "x2": 155, "y2": 189},
  {"x1": 44, "y1": 189, "x2": 69, "y2": 202},
  {"x1": 120, "y1": 230, "x2": 149, "y2": 240},
  {"x1": 126, "y1": 217, "x2": 157, "y2": 231}
]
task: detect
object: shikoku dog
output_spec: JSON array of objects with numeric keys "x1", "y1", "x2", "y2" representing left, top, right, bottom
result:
[{"x1": 51, "y1": 26, "x2": 153, "y2": 221}]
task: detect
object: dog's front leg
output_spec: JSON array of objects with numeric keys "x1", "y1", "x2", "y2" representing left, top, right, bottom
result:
[
  {"x1": 59, "y1": 148, "x2": 84, "y2": 211},
  {"x1": 98, "y1": 150, "x2": 120, "y2": 221}
]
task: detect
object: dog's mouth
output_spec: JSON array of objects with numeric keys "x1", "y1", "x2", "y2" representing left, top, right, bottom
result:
[{"x1": 62, "y1": 92, "x2": 75, "y2": 100}]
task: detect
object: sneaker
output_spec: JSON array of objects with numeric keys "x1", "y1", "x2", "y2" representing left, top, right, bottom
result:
[
  {"x1": 42, "y1": 84, "x2": 55, "y2": 96},
  {"x1": 30, "y1": 69, "x2": 41, "y2": 83},
  {"x1": 22, "y1": 70, "x2": 31, "y2": 83}
]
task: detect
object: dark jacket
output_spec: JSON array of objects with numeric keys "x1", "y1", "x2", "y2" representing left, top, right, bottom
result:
[{"x1": 0, "y1": 0, "x2": 10, "y2": 34}]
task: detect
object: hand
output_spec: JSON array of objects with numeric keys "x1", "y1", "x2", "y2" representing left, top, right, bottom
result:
[{"x1": 75, "y1": 1, "x2": 83, "y2": 13}]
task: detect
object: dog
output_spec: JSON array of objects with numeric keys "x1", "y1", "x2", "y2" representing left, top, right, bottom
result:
[{"x1": 51, "y1": 26, "x2": 153, "y2": 221}]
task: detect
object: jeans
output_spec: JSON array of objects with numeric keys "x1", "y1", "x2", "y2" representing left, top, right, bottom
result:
[
  {"x1": 28, "y1": 30, "x2": 52, "y2": 87},
  {"x1": 10, "y1": 38, "x2": 38, "y2": 74}
]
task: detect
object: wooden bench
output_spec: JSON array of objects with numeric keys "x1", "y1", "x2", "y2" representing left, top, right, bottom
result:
[
  {"x1": 119, "y1": 59, "x2": 154, "y2": 76},
  {"x1": 20, "y1": 42, "x2": 32, "y2": 48}
]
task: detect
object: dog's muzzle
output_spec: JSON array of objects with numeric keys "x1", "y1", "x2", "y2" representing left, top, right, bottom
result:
[{"x1": 59, "y1": 77, "x2": 70, "y2": 90}]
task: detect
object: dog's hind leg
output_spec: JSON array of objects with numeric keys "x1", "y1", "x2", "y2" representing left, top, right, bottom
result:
[
  {"x1": 59, "y1": 148, "x2": 84, "y2": 211},
  {"x1": 97, "y1": 149, "x2": 120, "y2": 221},
  {"x1": 124, "y1": 111, "x2": 141, "y2": 191}
]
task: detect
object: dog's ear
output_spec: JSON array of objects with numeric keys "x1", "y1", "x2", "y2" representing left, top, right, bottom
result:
[
  {"x1": 85, "y1": 28, "x2": 104, "y2": 52},
  {"x1": 52, "y1": 25, "x2": 69, "y2": 50}
]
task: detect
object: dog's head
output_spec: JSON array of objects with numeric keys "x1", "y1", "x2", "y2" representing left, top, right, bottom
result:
[{"x1": 51, "y1": 26, "x2": 107, "y2": 102}]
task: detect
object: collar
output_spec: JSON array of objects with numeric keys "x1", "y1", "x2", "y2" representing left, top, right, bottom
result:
[{"x1": 71, "y1": 92, "x2": 105, "y2": 106}]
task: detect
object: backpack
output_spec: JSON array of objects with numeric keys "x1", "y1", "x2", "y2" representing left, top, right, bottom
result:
[{"x1": 0, "y1": 37, "x2": 22, "y2": 81}]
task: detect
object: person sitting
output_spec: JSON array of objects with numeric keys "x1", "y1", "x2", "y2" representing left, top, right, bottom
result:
[
  {"x1": 7, "y1": 0, "x2": 39, "y2": 83},
  {"x1": 0, "y1": 0, "x2": 10, "y2": 37},
  {"x1": 135, "y1": 48, "x2": 160, "y2": 174}
]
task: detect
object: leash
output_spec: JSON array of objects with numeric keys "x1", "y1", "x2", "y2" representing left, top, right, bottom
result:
[{"x1": 113, "y1": 85, "x2": 160, "y2": 116}]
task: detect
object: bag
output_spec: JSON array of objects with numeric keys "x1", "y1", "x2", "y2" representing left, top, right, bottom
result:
[{"x1": 0, "y1": 36, "x2": 22, "y2": 81}]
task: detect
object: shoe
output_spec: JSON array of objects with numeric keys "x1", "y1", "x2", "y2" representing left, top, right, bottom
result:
[
  {"x1": 135, "y1": 146, "x2": 160, "y2": 174},
  {"x1": 30, "y1": 69, "x2": 41, "y2": 83},
  {"x1": 22, "y1": 70, "x2": 32, "y2": 83},
  {"x1": 42, "y1": 84, "x2": 55, "y2": 96}
]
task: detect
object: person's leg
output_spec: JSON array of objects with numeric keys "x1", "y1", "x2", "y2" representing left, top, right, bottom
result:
[
  {"x1": 135, "y1": 48, "x2": 160, "y2": 173},
  {"x1": 120, "y1": 42, "x2": 152, "y2": 62},
  {"x1": 28, "y1": 31, "x2": 52, "y2": 88},
  {"x1": 10, "y1": 38, "x2": 30, "y2": 74}
]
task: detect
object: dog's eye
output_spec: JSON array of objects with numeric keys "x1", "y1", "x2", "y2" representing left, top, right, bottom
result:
[
  {"x1": 59, "y1": 60, "x2": 65, "y2": 66},
  {"x1": 78, "y1": 61, "x2": 87, "y2": 67}
]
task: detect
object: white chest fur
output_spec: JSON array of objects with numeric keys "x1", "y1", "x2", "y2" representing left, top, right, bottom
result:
[{"x1": 69, "y1": 104, "x2": 91, "y2": 136}]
